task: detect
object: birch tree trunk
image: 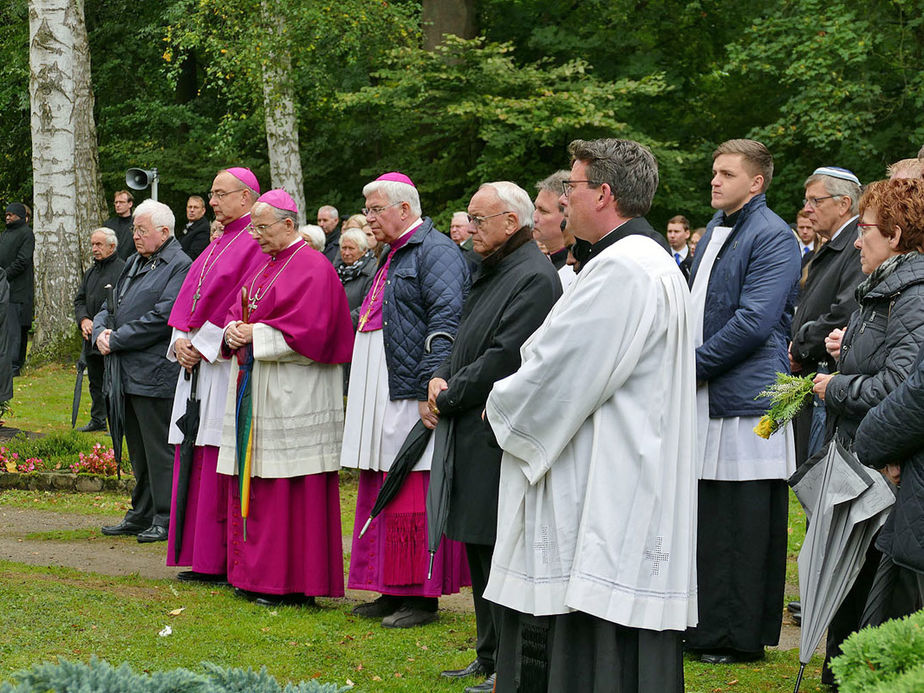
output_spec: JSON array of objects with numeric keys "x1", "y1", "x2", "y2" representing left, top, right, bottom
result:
[
  {"x1": 29, "y1": 0, "x2": 106, "y2": 354},
  {"x1": 260, "y1": 4, "x2": 306, "y2": 225}
]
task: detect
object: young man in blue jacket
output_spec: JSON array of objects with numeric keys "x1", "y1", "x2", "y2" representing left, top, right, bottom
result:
[{"x1": 685, "y1": 139, "x2": 801, "y2": 663}]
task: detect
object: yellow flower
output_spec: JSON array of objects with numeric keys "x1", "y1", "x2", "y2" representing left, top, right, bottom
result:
[{"x1": 753, "y1": 416, "x2": 776, "y2": 439}]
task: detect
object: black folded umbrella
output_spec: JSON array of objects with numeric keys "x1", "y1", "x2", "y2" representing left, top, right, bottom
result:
[
  {"x1": 426, "y1": 418, "x2": 454, "y2": 580},
  {"x1": 358, "y1": 418, "x2": 432, "y2": 539},
  {"x1": 71, "y1": 342, "x2": 87, "y2": 428},
  {"x1": 102, "y1": 284, "x2": 124, "y2": 480},
  {"x1": 173, "y1": 364, "x2": 200, "y2": 563}
]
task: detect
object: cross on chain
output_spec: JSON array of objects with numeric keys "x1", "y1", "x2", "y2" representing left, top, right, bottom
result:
[
  {"x1": 533, "y1": 525, "x2": 559, "y2": 566},
  {"x1": 644, "y1": 536, "x2": 670, "y2": 576}
]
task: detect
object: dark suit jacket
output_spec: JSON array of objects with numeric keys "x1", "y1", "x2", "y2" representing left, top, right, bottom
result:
[
  {"x1": 179, "y1": 217, "x2": 211, "y2": 261},
  {"x1": 791, "y1": 218, "x2": 865, "y2": 372}
]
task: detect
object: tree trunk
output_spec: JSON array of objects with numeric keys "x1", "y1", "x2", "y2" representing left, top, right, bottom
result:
[
  {"x1": 29, "y1": 0, "x2": 106, "y2": 355},
  {"x1": 422, "y1": 0, "x2": 478, "y2": 50},
  {"x1": 260, "y1": 4, "x2": 306, "y2": 225}
]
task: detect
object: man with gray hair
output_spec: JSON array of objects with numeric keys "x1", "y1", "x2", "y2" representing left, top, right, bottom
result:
[
  {"x1": 95, "y1": 199, "x2": 191, "y2": 543},
  {"x1": 73, "y1": 227, "x2": 124, "y2": 432},
  {"x1": 790, "y1": 166, "x2": 865, "y2": 464},
  {"x1": 429, "y1": 181, "x2": 562, "y2": 692},
  {"x1": 341, "y1": 171, "x2": 471, "y2": 629},
  {"x1": 483, "y1": 139, "x2": 698, "y2": 692},
  {"x1": 317, "y1": 204, "x2": 341, "y2": 264}
]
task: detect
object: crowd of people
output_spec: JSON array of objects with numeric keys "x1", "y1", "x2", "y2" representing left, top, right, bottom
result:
[{"x1": 2, "y1": 139, "x2": 924, "y2": 692}]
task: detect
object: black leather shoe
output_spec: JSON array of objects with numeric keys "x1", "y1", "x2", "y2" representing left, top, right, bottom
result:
[
  {"x1": 176, "y1": 571, "x2": 228, "y2": 586},
  {"x1": 254, "y1": 594, "x2": 316, "y2": 608},
  {"x1": 381, "y1": 605, "x2": 439, "y2": 628},
  {"x1": 465, "y1": 673, "x2": 496, "y2": 693},
  {"x1": 137, "y1": 525, "x2": 168, "y2": 543},
  {"x1": 77, "y1": 421, "x2": 107, "y2": 433},
  {"x1": 787, "y1": 600, "x2": 801, "y2": 614},
  {"x1": 351, "y1": 595, "x2": 402, "y2": 618},
  {"x1": 234, "y1": 587, "x2": 258, "y2": 601},
  {"x1": 441, "y1": 660, "x2": 491, "y2": 679},
  {"x1": 700, "y1": 650, "x2": 764, "y2": 664},
  {"x1": 101, "y1": 519, "x2": 147, "y2": 536}
]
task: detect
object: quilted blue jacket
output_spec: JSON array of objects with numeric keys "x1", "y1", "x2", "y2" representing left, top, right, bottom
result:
[
  {"x1": 689, "y1": 194, "x2": 801, "y2": 417},
  {"x1": 382, "y1": 217, "x2": 470, "y2": 400}
]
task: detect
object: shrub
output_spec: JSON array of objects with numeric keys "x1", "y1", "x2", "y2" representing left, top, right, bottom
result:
[
  {"x1": 830, "y1": 607, "x2": 924, "y2": 692},
  {"x1": 0, "y1": 657, "x2": 353, "y2": 692}
]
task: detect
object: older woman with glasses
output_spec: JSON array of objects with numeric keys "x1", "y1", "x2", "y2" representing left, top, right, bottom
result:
[
  {"x1": 337, "y1": 227, "x2": 377, "y2": 328},
  {"x1": 810, "y1": 177, "x2": 924, "y2": 685}
]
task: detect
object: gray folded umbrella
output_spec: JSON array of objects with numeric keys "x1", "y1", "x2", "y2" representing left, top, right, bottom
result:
[{"x1": 789, "y1": 439, "x2": 895, "y2": 693}]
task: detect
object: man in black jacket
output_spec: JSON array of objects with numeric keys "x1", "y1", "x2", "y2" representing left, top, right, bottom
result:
[
  {"x1": 94, "y1": 199, "x2": 191, "y2": 543},
  {"x1": 104, "y1": 190, "x2": 136, "y2": 260},
  {"x1": 790, "y1": 166, "x2": 865, "y2": 465},
  {"x1": 429, "y1": 182, "x2": 562, "y2": 693},
  {"x1": 0, "y1": 203, "x2": 35, "y2": 376},
  {"x1": 0, "y1": 267, "x2": 12, "y2": 408},
  {"x1": 73, "y1": 228, "x2": 124, "y2": 432},
  {"x1": 179, "y1": 195, "x2": 210, "y2": 260}
]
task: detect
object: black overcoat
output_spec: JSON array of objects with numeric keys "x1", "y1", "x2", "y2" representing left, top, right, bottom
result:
[
  {"x1": 433, "y1": 234, "x2": 562, "y2": 545},
  {"x1": 791, "y1": 219, "x2": 865, "y2": 371},
  {"x1": 0, "y1": 219, "x2": 35, "y2": 321}
]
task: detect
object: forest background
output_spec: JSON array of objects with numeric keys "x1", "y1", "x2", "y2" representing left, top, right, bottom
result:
[{"x1": 1, "y1": 0, "x2": 923, "y2": 354}]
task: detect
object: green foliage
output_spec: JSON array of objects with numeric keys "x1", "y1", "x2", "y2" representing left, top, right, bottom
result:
[
  {"x1": 830, "y1": 608, "x2": 924, "y2": 692},
  {"x1": 756, "y1": 372, "x2": 817, "y2": 431},
  {"x1": 336, "y1": 36, "x2": 670, "y2": 219},
  {"x1": 0, "y1": 656, "x2": 351, "y2": 692},
  {"x1": 0, "y1": 0, "x2": 32, "y2": 204}
]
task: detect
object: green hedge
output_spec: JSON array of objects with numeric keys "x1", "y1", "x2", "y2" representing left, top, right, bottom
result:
[
  {"x1": 0, "y1": 657, "x2": 352, "y2": 693},
  {"x1": 830, "y1": 608, "x2": 924, "y2": 692}
]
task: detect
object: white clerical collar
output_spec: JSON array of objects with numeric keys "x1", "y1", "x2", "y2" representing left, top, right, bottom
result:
[{"x1": 829, "y1": 215, "x2": 859, "y2": 243}]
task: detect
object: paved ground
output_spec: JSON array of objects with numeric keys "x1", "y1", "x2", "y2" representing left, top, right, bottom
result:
[{"x1": 0, "y1": 506, "x2": 478, "y2": 613}]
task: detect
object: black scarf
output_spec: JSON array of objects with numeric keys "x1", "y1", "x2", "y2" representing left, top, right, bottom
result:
[{"x1": 337, "y1": 250, "x2": 375, "y2": 282}]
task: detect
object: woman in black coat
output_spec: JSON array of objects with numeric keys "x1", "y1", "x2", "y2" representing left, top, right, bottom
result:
[
  {"x1": 812, "y1": 178, "x2": 924, "y2": 685},
  {"x1": 336, "y1": 227, "x2": 376, "y2": 326},
  {"x1": 426, "y1": 183, "x2": 562, "y2": 686}
]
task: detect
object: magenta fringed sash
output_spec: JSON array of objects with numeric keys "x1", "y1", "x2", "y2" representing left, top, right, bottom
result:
[{"x1": 383, "y1": 470, "x2": 427, "y2": 585}]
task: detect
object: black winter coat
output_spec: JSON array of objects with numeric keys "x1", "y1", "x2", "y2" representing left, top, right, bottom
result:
[
  {"x1": 791, "y1": 219, "x2": 866, "y2": 372},
  {"x1": 74, "y1": 252, "x2": 125, "y2": 333},
  {"x1": 826, "y1": 255, "x2": 924, "y2": 443},
  {"x1": 104, "y1": 215, "x2": 135, "y2": 260},
  {"x1": 92, "y1": 237, "x2": 191, "y2": 398},
  {"x1": 855, "y1": 342, "x2": 924, "y2": 575},
  {"x1": 0, "y1": 219, "x2": 35, "y2": 320},
  {"x1": 432, "y1": 234, "x2": 562, "y2": 544},
  {"x1": 179, "y1": 217, "x2": 211, "y2": 261},
  {"x1": 339, "y1": 252, "x2": 377, "y2": 328},
  {"x1": 0, "y1": 268, "x2": 11, "y2": 402}
]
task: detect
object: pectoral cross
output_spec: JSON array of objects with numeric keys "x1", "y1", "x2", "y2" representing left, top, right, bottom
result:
[
  {"x1": 248, "y1": 294, "x2": 259, "y2": 313},
  {"x1": 358, "y1": 314, "x2": 368, "y2": 330},
  {"x1": 190, "y1": 290, "x2": 200, "y2": 313}
]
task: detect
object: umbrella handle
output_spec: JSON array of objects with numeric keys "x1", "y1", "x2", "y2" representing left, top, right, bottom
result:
[
  {"x1": 427, "y1": 552, "x2": 436, "y2": 581},
  {"x1": 358, "y1": 516, "x2": 373, "y2": 539}
]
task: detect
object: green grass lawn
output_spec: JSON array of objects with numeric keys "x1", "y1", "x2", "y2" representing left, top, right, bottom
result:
[{"x1": 0, "y1": 365, "x2": 825, "y2": 691}]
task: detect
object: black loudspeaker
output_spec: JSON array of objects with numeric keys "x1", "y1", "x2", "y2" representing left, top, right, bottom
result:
[{"x1": 125, "y1": 168, "x2": 156, "y2": 190}]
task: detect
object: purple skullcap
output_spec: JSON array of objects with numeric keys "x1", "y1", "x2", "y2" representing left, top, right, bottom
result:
[
  {"x1": 375, "y1": 171, "x2": 416, "y2": 188},
  {"x1": 225, "y1": 167, "x2": 261, "y2": 194},
  {"x1": 256, "y1": 189, "x2": 298, "y2": 215}
]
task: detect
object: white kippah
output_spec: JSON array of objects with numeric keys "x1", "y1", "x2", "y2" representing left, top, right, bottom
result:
[{"x1": 812, "y1": 166, "x2": 861, "y2": 186}]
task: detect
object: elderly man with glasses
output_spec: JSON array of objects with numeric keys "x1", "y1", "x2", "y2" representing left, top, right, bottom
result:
[
  {"x1": 164, "y1": 167, "x2": 267, "y2": 584},
  {"x1": 341, "y1": 171, "x2": 472, "y2": 629},
  {"x1": 96, "y1": 199, "x2": 191, "y2": 542},
  {"x1": 789, "y1": 166, "x2": 865, "y2": 466}
]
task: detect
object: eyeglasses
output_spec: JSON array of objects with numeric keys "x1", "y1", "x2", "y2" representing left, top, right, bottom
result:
[
  {"x1": 362, "y1": 202, "x2": 402, "y2": 217},
  {"x1": 856, "y1": 221, "x2": 880, "y2": 239},
  {"x1": 247, "y1": 219, "x2": 286, "y2": 236},
  {"x1": 560, "y1": 180, "x2": 601, "y2": 197},
  {"x1": 208, "y1": 188, "x2": 245, "y2": 201},
  {"x1": 467, "y1": 211, "x2": 512, "y2": 229},
  {"x1": 802, "y1": 195, "x2": 837, "y2": 208},
  {"x1": 132, "y1": 225, "x2": 162, "y2": 237}
]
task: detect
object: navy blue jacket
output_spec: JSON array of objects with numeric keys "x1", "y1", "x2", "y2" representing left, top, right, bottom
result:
[
  {"x1": 382, "y1": 218, "x2": 470, "y2": 400},
  {"x1": 689, "y1": 194, "x2": 801, "y2": 417}
]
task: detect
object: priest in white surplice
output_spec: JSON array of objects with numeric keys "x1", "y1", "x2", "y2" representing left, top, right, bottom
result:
[{"x1": 483, "y1": 138, "x2": 698, "y2": 693}]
